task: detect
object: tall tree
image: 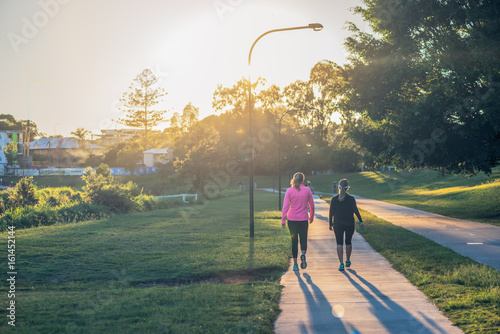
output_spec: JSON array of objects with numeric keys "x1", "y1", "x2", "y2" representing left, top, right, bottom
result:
[
  {"x1": 283, "y1": 60, "x2": 346, "y2": 145},
  {"x1": 170, "y1": 102, "x2": 200, "y2": 134},
  {"x1": 116, "y1": 69, "x2": 167, "y2": 148},
  {"x1": 343, "y1": 0, "x2": 500, "y2": 174},
  {"x1": 212, "y1": 77, "x2": 283, "y2": 117}
]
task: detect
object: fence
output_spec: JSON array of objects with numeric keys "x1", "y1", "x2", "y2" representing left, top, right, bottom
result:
[
  {"x1": 1, "y1": 167, "x2": 159, "y2": 177},
  {"x1": 156, "y1": 194, "x2": 198, "y2": 203}
]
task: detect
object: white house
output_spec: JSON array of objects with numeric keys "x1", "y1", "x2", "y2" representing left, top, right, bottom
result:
[{"x1": 143, "y1": 148, "x2": 172, "y2": 167}]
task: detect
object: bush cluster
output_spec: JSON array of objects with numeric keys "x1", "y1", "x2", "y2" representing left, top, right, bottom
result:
[{"x1": 0, "y1": 164, "x2": 163, "y2": 232}]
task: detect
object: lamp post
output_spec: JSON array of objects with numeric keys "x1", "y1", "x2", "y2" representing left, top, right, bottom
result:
[{"x1": 248, "y1": 23, "x2": 323, "y2": 238}]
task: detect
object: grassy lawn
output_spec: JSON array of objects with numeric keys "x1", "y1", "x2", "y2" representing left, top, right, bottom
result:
[
  {"x1": 248, "y1": 168, "x2": 500, "y2": 226},
  {"x1": 0, "y1": 191, "x2": 290, "y2": 333},
  {"x1": 352, "y1": 208, "x2": 500, "y2": 333}
]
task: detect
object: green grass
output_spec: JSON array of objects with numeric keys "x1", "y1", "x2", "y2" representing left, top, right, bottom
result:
[
  {"x1": 0, "y1": 191, "x2": 290, "y2": 333},
  {"x1": 352, "y1": 208, "x2": 500, "y2": 333},
  {"x1": 247, "y1": 168, "x2": 500, "y2": 226}
]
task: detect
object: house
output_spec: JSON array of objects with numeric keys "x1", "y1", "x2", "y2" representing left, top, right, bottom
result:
[
  {"x1": 143, "y1": 148, "x2": 172, "y2": 167},
  {"x1": 94, "y1": 128, "x2": 142, "y2": 147},
  {"x1": 29, "y1": 137, "x2": 106, "y2": 167}
]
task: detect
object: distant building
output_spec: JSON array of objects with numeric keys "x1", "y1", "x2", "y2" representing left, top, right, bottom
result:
[
  {"x1": 143, "y1": 148, "x2": 173, "y2": 167},
  {"x1": 95, "y1": 128, "x2": 142, "y2": 147},
  {"x1": 29, "y1": 137, "x2": 106, "y2": 167},
  {"x1": 0, "y1": 130, "x2": 25, "y2": 168}
]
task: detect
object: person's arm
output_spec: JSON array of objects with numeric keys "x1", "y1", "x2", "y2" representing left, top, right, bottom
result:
[
  {"x1": 281, "y1": 189, "x2": 290, "y2": 227},
  {"x1": 352, "y1": 198, "x2": 364, "y2": 229},
  {"x1": 329, "y1": 200, "x2": 334, "y2": 230},
  {"x1": 308, "y1": 189, "x2": 314, "y2": 223}
]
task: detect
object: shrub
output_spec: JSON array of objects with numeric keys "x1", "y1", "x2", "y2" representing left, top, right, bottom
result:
[
  {"x1": 38, "y1": 187, "x2": 82, "y2": 208},
  {"x1": 57, "y1": 202, "x2": 111, "y2": 224},
  {"x1": 132, "y1": 194, "x2": 158, "y2": 212},
  {"x1": 82, "y1": 164, "x2": 139, "y2": 212},
  {"x1": 0, "y1": 202, "x2": 111, "y2": 232},
  {"x1": 9, "y1": 177, "x2": 38, "y2": 207},
  {"x1": 0, "y1": 206, "x2": 57, "y2": 230},
  {"x1": 0, "y1": 192, "x2": 12, "y2": 215}
]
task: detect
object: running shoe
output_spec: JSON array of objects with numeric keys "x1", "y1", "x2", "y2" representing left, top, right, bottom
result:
[
  {"x1": 300, "y1": 254, "x2": 307, "y2": 269},
  {"x1": 293, "y1": 264, "x2": 299, "y2": 271},
  {"x1": 338, "y1": 263, "x2": 345, "y2": 271},
  {"x1": 346, "y1": 260, "x2": 351, "y2": 268}
]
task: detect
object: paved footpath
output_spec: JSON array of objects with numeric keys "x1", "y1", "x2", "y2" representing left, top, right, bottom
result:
[
  {"x1": 354, "y1": 196, "x2": 500, "y2": 272},
  {"x1": 274, "y1": 196, "x2": 463, "y2": 334}
]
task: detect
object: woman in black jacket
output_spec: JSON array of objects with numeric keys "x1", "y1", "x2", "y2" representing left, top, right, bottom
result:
[{"x1": 329, "y1": 179, "x2": 364, "y2": 271}]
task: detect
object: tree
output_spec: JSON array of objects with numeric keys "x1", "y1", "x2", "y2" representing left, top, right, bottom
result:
[
  {"x1": 71, "y1": 128, "x2": 89, "y2": 141},
  {"x1": 212, "y1": 77, "x2": 283, "y2": 117},
  {"x1": 283, "y1": 60, "x2": 346, "y2": 146},
  {"x1": 2, "y1": 142, "x2": 17, "y2": 166},
  {"x1": 174, "y1": 124, "x2": 227, "y2": 193},
  {"x1": 169, "y1": 102, "x2": 200, "y2": 138},
  {"x1": 343, "y1": 0, "x2": 500, "y2": 174},
  {"x1": 116, "y1": 141, "x2": 144, "y2": 173},
  {"x1": 115, "y1": 69, "x2": 168, "y2": 148},
  {"x1": 0, "y1": 114, "x2": 42, "y2": 141}
]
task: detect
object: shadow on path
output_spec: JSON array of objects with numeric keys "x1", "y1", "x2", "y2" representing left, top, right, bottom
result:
[
  {"x1": 295, "y1": 272, "x2": 356, "y2": 333},
  {"x1": 344, "y1": 269, "x2": 449, "y2": 334}
]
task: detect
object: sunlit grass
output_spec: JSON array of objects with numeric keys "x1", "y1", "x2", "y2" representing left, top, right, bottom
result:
[
  {"x1": 0, "y1": 191, "x2": 290, "y2": 333},
  {"x1": 356, "y1": 209, "x2": 500, "y2": 333}
]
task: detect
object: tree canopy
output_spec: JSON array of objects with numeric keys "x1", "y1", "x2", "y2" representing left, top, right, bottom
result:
[{"x1": 342, "y1": 0, "x2": 500, "y2": 174}]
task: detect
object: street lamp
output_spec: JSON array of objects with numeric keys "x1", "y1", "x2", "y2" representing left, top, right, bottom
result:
[{"x1": 247, "y1": 23, "x2": 323, "y2": 238}]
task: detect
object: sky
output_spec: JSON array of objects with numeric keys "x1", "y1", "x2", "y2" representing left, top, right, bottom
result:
[{"x1": 0, "y1": 0, "x2": 366, "y2": 137}]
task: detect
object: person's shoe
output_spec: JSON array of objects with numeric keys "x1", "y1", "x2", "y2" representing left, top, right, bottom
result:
[
  {"x1": 300, "y1": 254, "x2": 307, "y2": 269},
  {"x1": 339, "y1": 263, "x2": 345, "y2": 271},
  {"x1": 346, "y1": 260, "x2": 351, "y2": 268},
  {"x1": 293, "y1": 264, "x2": 299, "y2": 271}
]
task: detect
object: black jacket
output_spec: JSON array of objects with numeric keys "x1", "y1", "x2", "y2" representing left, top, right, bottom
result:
[{"x1": 329, "y1": 194, "x2": 363, "y2": 227}]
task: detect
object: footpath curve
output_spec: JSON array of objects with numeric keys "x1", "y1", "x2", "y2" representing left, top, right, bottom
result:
[
  {"x1": 353, "y1": 196, "x2": 500, "y2": 272},
  {"x1": 274, "y1": 194, "x2": 463, "y2": 334}
]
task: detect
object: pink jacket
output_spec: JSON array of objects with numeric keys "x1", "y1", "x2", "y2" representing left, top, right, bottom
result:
[{"x1": 281, "y1": 184, "x2": 315, "y2": 224}]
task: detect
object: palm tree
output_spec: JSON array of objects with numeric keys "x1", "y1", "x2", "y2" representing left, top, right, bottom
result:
[{"x1": 71, "y1": 128, "x2": 89, "y2": 141}]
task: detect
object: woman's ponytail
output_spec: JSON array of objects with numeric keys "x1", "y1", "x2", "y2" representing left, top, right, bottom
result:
[
  {"x1": 338, "y1": 179, "x2": 349, "y2": 202},
  {"x1": 290, "y1": 172, "x2": 304, "y2": 191}
]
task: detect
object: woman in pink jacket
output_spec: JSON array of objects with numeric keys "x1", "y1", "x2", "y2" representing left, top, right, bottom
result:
[{"x1": 281, "y1": 172, "x2": 315, "y2": 271}]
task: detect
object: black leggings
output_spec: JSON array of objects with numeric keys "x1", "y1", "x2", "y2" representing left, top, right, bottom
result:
[
  {"x1": 288, "y1": 220, "x2": 309, "y2": 258},
  {"x1": 334, "y1": 224, "x2": 355, "y2": 246}
]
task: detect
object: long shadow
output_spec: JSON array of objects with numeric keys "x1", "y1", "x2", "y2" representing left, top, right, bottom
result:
[
  {"x1": 295, "y1": 272, "x2": 349, "y2": 333},
  {"x1": 344, "y1": 269, "x2": 449, "y2": 333}
]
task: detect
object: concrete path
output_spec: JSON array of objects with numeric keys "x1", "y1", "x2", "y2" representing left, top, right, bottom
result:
[
  {"x1": 274, "y1": 196, "x2": 463, "y2": 334},
  {"x1": 353, "y1": 196, "x2": 500, "y2": 272}
]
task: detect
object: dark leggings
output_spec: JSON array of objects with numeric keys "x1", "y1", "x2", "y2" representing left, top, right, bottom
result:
[
  {"x1": 334, "y1": 224, "x2": 355, "y2": 246},
  {"x1": 288, "y1": 220, "x2": 309, "y2": 258}
]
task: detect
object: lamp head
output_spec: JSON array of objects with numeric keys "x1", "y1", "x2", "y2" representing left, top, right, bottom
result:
[{"x1": 308, "y1": 23, "x2": 323, "y2": 31}]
